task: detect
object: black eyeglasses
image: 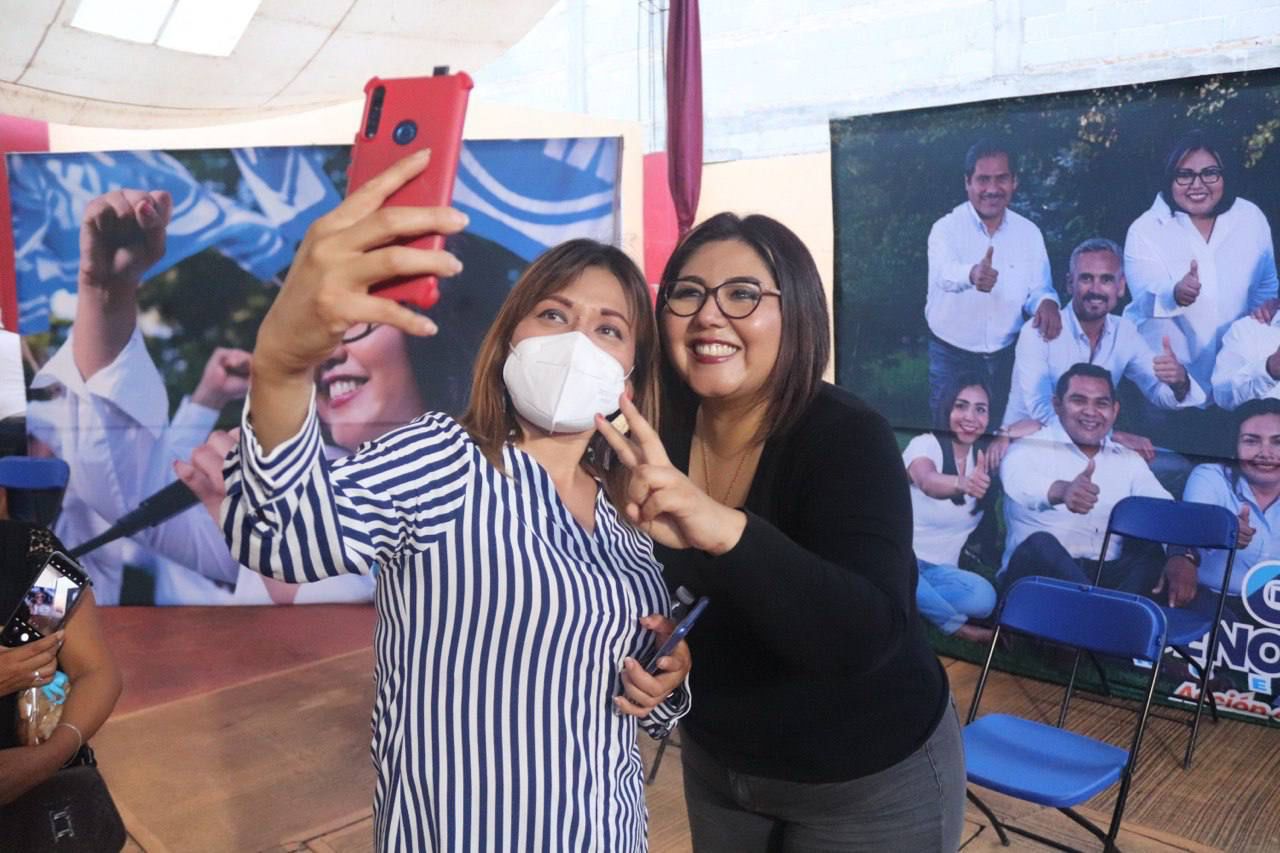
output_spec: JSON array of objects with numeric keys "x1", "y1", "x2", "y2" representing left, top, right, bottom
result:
[
  {"x1": 664, "y1": 279, "x2": 781, "y2": 319},
  {"x1": 1173, "y1": 167, "x2": 1223, "y2": 187},
  {"x1": 341, "y1": 323, "x2": 379, "y2": 344}
]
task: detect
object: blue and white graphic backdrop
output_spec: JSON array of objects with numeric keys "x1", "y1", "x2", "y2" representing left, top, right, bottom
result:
[{"x1": 8, "y1": 138, "x2": 621, "y2": 334}]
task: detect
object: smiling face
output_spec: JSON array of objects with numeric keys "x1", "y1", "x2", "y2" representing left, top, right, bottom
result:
[
  {"x1": 316, "y1": 324, "x2": 426, "y2": 451},
  {"x1": 509, "y1": 264, "x2": 636, "y2": 381},
  {"x1": 661, "y1": 239, "x2": 783, "y2": 407},
  {"x1": 1053, "y1": 374, "x2": 1118, "y2": 448},
  {"x1": 1238, "y1": 413, "x2": 1280, "y2": 493},
  {"x1": 1170, "y1": 148, "x2": 1225, "y2": 218},
  {"x1": 1069, "y1": 250, "x2": 1126, "y2": 323},
  {"x1": 949, "y1": 385, "x2": 990, "y2": 447},
  {"x1": 965, "y1": 153, "x2": 1017, "y2": 225}
]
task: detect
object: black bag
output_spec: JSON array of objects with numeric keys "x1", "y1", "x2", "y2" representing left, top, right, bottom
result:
[{"x1": 0, "y1": 746, "x2": 126, "y2": 851}]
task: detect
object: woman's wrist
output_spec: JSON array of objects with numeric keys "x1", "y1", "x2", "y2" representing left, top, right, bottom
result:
[{"x1": 707, "y1": 507, "x2": 747, "y2": 557}]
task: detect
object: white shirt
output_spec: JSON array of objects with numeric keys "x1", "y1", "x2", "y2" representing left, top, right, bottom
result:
[
  {"x1": 0, "y1": 330, "x2": 26, "y2": 421},
  {"x1": 999, "y1": 420, "x2": 1171, "y2": 570},
  {"x1": 1182, "y1": 463, "x2": 1276, "y2": 596},
  {"x1": 1123, "y1": 194, "x2": 1279, "y2": 391},
  {"x1": 1211, "y1": 314, "x2": 1280, "y2": 410},
  {"x1": 926, "y1": 201, "x2": 1057, "y2": 353},
  {"x1": 902, "y1": 433, "x2": 983, "y2": 566},
  {"x1": 1004, "y1": 305, "x2": 1206, "y2": 426},
  {"x1": 29, "y1": 329, "x2": 370, "y2": 605}
]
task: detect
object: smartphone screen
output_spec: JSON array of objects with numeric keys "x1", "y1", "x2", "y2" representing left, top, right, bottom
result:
[
  {"x1": 2, "y1": 552, "x2": 88, "y2": 645},
  {"x1": 644, "y1": 596, "x2": 709, "y2": 675}
]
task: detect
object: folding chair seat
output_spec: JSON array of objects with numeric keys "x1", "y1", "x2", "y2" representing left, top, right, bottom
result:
[
  {"x1": 965, "y1": 576, "x2": 1166, "y2": 852},
  {"x1": 1094, "y1": 496, "x2": 1238, "y2": 768}
]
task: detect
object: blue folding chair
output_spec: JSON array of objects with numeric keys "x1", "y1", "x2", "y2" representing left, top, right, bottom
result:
[
  {"x1": 1093, "y1": 496, "x2": 1237, "y2": 769},
  {"x1": 965, "y1": 576, "x2": 1167, "y2": 852},
  {"x1": 0, "y1": 456, "x2": 70, "y2": 526}
]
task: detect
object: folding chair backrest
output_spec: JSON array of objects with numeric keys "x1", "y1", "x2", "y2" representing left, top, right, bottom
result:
[
  {"x1": 1106, "y1": 496, "x2": 1238, "y2": 550},
  {"x1": 0, "y1": 457, "x2": 70, "y2": 526},
  {"x1": 1000, "y1": 576, "x2": 1167, "y2": 661}
]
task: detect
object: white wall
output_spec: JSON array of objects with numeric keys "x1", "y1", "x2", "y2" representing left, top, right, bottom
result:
[{"x1": 476, "y1": 0, "x2": 1280, "y2": 161}]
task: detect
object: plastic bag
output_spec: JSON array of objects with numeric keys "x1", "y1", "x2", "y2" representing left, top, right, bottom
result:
[{"x1": 15, "y1": 670, "x2": 70, "y2": 746}]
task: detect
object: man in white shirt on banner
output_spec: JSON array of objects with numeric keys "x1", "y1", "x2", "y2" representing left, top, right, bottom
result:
[
  {"x1": 927, "y1": 139, "x2": 1062, "y2": 426},
  {"x1": 1212, "y1": 308, "x2": 1280, "y2": 410},
  {"x1": 1005, "y1": 237, "x2": 1206, "y2": 456},
  {"x1": 999, "y1": 363, "x2": 1174, "y2": 594}
]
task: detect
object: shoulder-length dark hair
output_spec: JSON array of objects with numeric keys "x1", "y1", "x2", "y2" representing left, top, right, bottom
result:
[
  {"x1": 1229, "y1": 397, "x2": 1280, "y2": 487},
  {"x1": 459, "y1": 239, "x2": 660, "y2": 515},
  {"x1": 930, "y1": 373, "x2": 994, "y2": 512},
  {"x1": 1159, "y1": 129, "x2": 1237, "y2": 217},
  {"x1": 655, "y1": 212, "x2": 829, "y2": 445}
]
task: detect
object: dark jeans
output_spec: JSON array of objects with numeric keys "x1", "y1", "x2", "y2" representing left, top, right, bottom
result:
[
  {"x1": 680, "y1": 703, "x2": 967, "y2": 852},
  {"x1": 927, "y1": 335, "x2": 1015, "y2": 429},
  {"x1": 1002, "y1": 531, "x2": 1165, "y2": 595}
]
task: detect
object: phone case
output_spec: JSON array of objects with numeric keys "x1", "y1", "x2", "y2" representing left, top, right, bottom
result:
[{"x1": 347, "y1": 72, "x2": 473, "y2": 309}]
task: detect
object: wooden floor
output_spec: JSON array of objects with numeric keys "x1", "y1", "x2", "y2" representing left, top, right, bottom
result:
[{"x1": 92, "y1": 607, "x2": 1278, "y2": 852}]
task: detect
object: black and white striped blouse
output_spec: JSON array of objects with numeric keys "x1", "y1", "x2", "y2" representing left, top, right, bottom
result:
[{"x1": 223, "y1": 404, "x2": 688, "y2": 852}]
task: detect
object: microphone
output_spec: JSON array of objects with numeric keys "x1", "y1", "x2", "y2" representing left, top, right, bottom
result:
[{"x1": 68, "y1": 480, "x2": 200, "y2": 559}]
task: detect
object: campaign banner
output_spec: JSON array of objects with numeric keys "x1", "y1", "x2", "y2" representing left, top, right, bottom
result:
[
  {"x1": 0, "y1": 139, "x2": 621, "y2": 605},
  {"x1": 831, "y1": 67, "x2": 1280, "y2": 724}
]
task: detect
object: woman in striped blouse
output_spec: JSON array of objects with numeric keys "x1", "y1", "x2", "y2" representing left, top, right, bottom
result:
[{"x1": 221, "y1": 153, "x2": 691, "y2": 851}]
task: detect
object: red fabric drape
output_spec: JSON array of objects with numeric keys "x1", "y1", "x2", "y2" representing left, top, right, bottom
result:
[
  {"x1": 0, "y1": 115, "x2": 50, "y2": 331},
  {"x1": 666, "y1": 0, "x2": 702, "y2": 237}
]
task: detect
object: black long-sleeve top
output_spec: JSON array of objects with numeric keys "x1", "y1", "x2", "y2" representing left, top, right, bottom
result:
[{"x1": 656, "y1": 383, "x2": 950, "y2": 782}]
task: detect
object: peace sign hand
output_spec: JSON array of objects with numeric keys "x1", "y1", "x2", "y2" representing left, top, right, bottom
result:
[{"x1": 595, "y1": 395, "x2": 747, "y2": 555}]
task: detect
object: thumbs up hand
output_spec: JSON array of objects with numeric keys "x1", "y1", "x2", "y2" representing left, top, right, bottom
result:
[
  {"x1": 1237, "y1": 504, "x2": 1256, "y2": 550},
  {"x1": 1152, "y1": 335, "x2": 1191, "y2": 396},
  {"x1": 971, "y1": 245, "x2": 998, "y2": 292},
  {"x1": 1174, "y1": 259, "x2": 1201, "y2": 307},
  {"x1": 957, "y1": 449, "x2": 992, "y2": 500},
  {"x1": 1059, "y1": 458, "x2": 1100, "y2": 514}
]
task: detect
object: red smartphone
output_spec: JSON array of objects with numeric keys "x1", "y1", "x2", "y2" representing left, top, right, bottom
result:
[{"x1": 347, "y1": 69, "x2": 473, "y2": 309}]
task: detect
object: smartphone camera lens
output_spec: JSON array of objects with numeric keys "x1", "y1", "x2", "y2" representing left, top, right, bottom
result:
[{"x1": 393, "y1": 120, "x2": 418, "y2": 146}]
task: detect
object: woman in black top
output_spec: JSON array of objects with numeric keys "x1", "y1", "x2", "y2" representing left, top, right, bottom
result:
[{"x1": 598, "y1": 213, "x2": 965, "y2": 850}]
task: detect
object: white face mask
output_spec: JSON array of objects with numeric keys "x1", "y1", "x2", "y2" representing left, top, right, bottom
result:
[{"x1": 502, "y1": 331, "x2": 629, "y2": 434}]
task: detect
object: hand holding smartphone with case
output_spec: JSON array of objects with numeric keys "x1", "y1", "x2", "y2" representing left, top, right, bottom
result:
[
  {"x1": 347, "y1": 69, "x2": 473, "y2": 310},
  {"x1": 644, "y1": 596, "x2": 709, "y2": 675},
  {"x1": 2, "y1": 551, "x2": 90, "y2": 647}
]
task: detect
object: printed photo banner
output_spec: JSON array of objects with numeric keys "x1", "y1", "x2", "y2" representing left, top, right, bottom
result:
[
  {"x1": 0, "y1": 138, "x2": 621, "y2": 606},
  {"x1": 831, "y1": 67, "x2": 1280, "y2": 725}
]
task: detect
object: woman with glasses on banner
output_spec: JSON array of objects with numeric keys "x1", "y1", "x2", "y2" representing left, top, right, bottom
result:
[
  {"x1": 220, "y1": 152, "x2": 691, "y2": 852},
  {"x1": 597, "y1": 213, "x2": 965, "y2": 851},
  {"x1": 1123, "y1": 130, "x2": 1279, "y2": 426}
]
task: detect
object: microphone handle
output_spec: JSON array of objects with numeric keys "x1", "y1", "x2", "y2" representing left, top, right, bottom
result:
[{"x1": 68, "y1": 481, "x2": 200, "y2": 559}]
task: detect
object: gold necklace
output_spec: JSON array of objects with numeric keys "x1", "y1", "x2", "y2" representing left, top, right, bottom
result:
[{"x1": 699, "y1": 433, "x2": 750, "y2": 505}]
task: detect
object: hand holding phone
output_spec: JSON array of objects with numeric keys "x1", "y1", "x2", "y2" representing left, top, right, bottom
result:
[
  {"x1": 644, "y1": 596, "x2": 709, "y2": 675},
  {"x1": 347, "y1": 69, "x2": 473, "y2": 310},
  {"x1": 2, "y1": 552, "x2": 90, "y2": 647}
]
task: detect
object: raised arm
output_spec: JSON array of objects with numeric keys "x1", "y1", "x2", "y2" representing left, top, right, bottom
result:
[
  {"x1": 72, "y1": 190, "x2": 172, "y2": 380},
  {"x1": 600, "y1": 397, "x2": 917, "y2": 674},
  {"x1": 248, "y1": 150, "x2": 463, "y2": 453}
]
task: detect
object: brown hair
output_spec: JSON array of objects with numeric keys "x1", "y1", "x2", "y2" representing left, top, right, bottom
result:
[
  {"x1": 656, "y1": 212, "x2": 829, "y2": 444},
  {"x1": 459, "y1": 239, "x2": 659, "y2": 514}
]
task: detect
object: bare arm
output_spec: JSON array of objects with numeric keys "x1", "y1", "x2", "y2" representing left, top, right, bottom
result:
[
  {"x1": 73, "y1": 190, "x2": 172, "y2": 381},
  {"x1": 0, "y1": 590, "x2": 121, "y2": 805}
]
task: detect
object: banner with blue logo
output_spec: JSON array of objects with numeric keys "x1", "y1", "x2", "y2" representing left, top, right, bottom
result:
[{"x1": 0, "y1": 140, "x2": 621, "y2": 606}]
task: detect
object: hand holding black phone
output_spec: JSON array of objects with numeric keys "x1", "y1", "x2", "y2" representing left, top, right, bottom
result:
[
  {"x1": 644, "y1": 595, "x2": 709, "y2": 675},
  {"x1": 1, "y1": 551, "x2": 90, "y2": 647}
]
